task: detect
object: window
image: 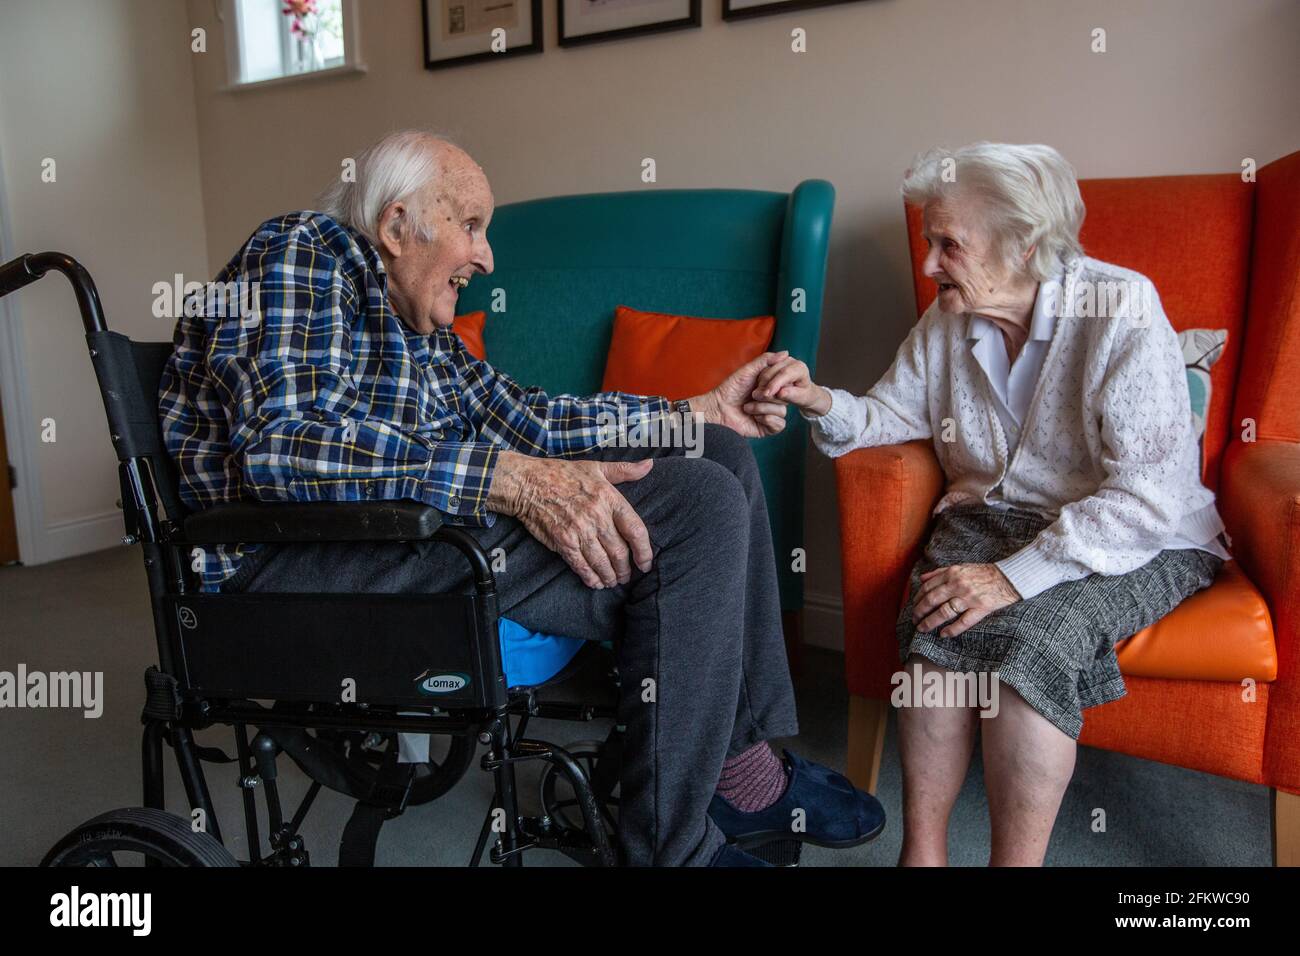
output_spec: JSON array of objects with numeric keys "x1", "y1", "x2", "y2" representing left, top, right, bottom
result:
[{"x1": 224, "y1": 0, "x2": 362, "y2": 88}]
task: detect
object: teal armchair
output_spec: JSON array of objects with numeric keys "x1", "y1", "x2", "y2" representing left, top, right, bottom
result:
[{"x1": 455, "y1": 181, "x2": 836, "y2": 626}]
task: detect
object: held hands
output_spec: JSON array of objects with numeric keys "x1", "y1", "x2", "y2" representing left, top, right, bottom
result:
[
  {"x1": 486, "y1": 350, "x2": 818, "y2": 591},
  {"x1": 488, "y1": 451, "x2": 654, "y2": 590},
  {"x1": 689, "y1": 351, "x2": 796, "y2": 438},
  {"x1": 910, "y1": 563, "x2": 1022, "y2": 638},
  {"x1": 748, "y1": 355, "x2": 833, "y2": 417}
]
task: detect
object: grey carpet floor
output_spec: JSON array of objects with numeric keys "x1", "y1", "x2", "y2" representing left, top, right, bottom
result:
[{"x1": 0, "y1": 546, "x2": 1272, "y2": 866}]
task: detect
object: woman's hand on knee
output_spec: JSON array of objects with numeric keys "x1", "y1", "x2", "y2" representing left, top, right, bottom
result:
[{"x1": 911, "y1": 563, "x2": 1022, "y2": 637}]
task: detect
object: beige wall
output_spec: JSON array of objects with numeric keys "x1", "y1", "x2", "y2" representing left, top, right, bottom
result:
[
  {"x1": 183, "y1": 0, "x2": 1299, "y2": 647},
  {"x1": 0, "y1": 0, "x2": 209, "y2": 563},
  {"x1": 3, "y1": 0, "x2": 1292, "y2": 630}
]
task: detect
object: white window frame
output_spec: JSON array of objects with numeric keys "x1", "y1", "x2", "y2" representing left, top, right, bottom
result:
[{"x1": 221, "y1": 0, "x2": 366, "y2": 92}]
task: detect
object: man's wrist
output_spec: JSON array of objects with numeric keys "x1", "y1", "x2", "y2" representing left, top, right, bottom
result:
[
  {"x1": 485, "y1": 450, "x2": 529, "y2": 516},
  {"x1": 686, "y1": 392, "x2": 719, "y2": 425}
]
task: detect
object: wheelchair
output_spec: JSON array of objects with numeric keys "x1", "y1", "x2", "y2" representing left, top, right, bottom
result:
[{"x1": 3, "y1": 251, "x2": 801, "y2": 868}]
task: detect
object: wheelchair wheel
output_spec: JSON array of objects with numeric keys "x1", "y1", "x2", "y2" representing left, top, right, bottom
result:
[
  {"x1": 539, "y1": 740, "x2": 618, "y2": 838},
  {"x1": 411, "y1": 734, "x2": 476, "y2": 804},
  {"x1": 270, "y1": 703, "x2": 477, "y2": 807},
  {"x1": 370, "y1": 733, "x2": 477, "y2": 806},
  {"x1": 332, "y1": 729, "x2": 476, "y2": 806},
  {"x1": 41, "y1": 808, "x2": 239, "y2": 867}
]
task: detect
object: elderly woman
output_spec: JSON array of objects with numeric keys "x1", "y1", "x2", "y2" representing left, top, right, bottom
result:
[{"x1": 751, "y1": 142, "x2": 1230, "y2": 866}]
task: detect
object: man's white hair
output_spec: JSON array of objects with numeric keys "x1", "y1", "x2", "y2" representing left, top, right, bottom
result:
[
  {"x1": 318, "y1": 129, "x2": 457, "y2": 245},
  {"x1": 901, "y1": 142, "x2": 1085, "y2": 282}
]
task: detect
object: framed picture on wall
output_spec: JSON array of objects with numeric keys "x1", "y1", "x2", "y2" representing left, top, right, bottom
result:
[
  {"x1": 422, "y1": 0, "x2": 543, "y2": 69},
  {"x1": 558, "y1": 0, "x2": 701, "y2": 48},
  {"x1": 722, "y1": 0, "x2": 871, "y2": 21}
]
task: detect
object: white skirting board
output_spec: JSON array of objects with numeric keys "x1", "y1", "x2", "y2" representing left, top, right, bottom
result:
[{"x1": 31, "y1": 509, "x2": 124, "y2": 565}]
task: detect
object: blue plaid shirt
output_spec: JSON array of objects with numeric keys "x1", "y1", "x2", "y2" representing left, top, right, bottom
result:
[{"x1": 159, "y1": 211, "x2": 671, "y2": 590}]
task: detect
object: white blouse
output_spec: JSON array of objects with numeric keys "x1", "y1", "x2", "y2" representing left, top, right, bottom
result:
[{"x1": 804, "y1": 256, "x2": 1229, "y2": 600}]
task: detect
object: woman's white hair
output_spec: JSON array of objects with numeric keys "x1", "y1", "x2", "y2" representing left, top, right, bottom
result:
[
  {"x1": 318, "y1": 129, "x2": 457, "y2": 245},
  {"x1": 901, "y1": 142, "x2": 1085, "y2": 282}
]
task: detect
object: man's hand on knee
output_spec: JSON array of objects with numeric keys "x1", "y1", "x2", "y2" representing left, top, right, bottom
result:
[{"x1": 486, "y1": 452, "x2": 654, "y2": 589}]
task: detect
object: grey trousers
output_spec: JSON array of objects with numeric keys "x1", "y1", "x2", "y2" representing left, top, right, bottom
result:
[{"x1": 229, "y1": 424, "x2": 799, "y2": 866}]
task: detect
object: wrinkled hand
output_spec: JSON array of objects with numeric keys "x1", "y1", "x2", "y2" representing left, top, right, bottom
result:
[
  {"x1": 487, "y1": 452, "x2": 654, "y2": 589},
  {"x1": 911, "y1": 563, "x2": 1022, "y2": 638},
  {"x1": 690, "y1": 351, "x2": 791, "y2": 438},
  {"x1": 750, "y1": 354, "x2": 832, "y2": 416}
]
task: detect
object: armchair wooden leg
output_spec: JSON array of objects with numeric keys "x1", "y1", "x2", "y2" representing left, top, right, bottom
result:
[
  {"x1": 1273, "y1": 788, "x2": 1300, "y2": 866},
  {"x1": 847, "y1": 695, "x2": 889, "y2": 795}
]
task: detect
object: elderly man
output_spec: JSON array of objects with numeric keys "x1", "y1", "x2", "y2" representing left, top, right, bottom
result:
[{"x1": 158, "y1": 129, "x2": 883, "y2": 867}]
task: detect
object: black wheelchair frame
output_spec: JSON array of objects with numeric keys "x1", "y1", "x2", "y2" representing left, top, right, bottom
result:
[{"x1": 2, "y1": 252, "x2": 624, "y2": 867}]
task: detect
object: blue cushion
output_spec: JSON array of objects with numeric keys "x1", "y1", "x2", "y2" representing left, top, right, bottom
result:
[{"x1": 498, "y1": 617, "x2": 585, "y2": 689}]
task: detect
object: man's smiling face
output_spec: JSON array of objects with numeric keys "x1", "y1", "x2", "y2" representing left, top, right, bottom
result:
[{"x1": 377, "y1": 144, "x2": 495, "y2": 335}]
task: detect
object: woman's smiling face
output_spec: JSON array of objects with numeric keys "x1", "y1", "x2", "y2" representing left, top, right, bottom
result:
[{"x1": 920, "y1": 193, "x2": 1023, "y2": 317}]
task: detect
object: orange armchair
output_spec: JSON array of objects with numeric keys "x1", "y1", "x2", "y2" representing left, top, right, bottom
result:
[{"x1": 836, "y1": 150, "x2": 1300, "y2": 866}]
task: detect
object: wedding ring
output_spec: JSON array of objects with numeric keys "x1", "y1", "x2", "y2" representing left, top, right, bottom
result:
[{"x1": 948, "y1": 598, "x2": 965, "y2": 615}]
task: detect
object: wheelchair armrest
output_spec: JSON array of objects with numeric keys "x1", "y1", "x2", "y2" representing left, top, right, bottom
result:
[{"x1": 183, "y1": 501, "x2": 445, "y2": 544}]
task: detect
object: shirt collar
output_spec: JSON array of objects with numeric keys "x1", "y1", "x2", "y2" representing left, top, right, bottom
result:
[
  {"x1": 1028, "y1": 274, "x2": 1063, "y2": 341},
  {"x1": 353, "y1": 227, "x2": 388, "y2": 282},
  {"x1": 341, "y1": 219, "x2": 445, "y2": 351},
  {"x1": 966, "y1": 312, "x2": 995, "y2": 341}
]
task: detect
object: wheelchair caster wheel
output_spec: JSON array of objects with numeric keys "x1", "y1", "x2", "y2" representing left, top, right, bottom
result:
[{"x1": 41, "y1": 807, "x2": 240, "y2": 867}]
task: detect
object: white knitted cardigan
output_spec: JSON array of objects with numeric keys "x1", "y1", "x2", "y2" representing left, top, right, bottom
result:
[{"x1": 805, "y1": 256, "x2": 1227, "y2": 600}]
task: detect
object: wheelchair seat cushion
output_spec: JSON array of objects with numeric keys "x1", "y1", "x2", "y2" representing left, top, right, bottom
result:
[{"x1": 499, "y1": 618, "x2": 584, "y2": 689}]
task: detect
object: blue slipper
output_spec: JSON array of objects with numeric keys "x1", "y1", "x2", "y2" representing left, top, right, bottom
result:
[{"x1": 708, "y1": 750, "x2": 886, "y2": 850}]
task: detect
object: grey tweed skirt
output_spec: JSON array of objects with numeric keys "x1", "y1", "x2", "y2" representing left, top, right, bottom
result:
[{"x1": 896, "y1": 504, "x2": 1224, "y2": 739}]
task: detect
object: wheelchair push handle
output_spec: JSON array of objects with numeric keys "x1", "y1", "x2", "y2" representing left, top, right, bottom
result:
[
  {"x1": 0, "y1": 251, "x2": 108, "y2": 333},
  {"x1": 0, "y1": 254, "x2": 43, "y2": 298}
]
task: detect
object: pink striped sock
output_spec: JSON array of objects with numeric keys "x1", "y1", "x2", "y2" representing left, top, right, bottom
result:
[{"x1": 715, "y1": 741, "x2": 789, "y2": 812}]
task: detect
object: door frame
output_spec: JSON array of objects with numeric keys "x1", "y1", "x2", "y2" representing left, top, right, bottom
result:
[{"x1": 0, "y1": 128, "x2": 45, "y2": 564}]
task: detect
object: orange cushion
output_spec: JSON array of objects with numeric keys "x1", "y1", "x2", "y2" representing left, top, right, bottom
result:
[
  {"x1": 1116, "y1": 560, "x2": 1277, "y2": 682},
  {"x1": 601, "y1": 306, "x2": 775, "y2": 401},
  {"x1": 452, "y1": 311, "x2": 486, "y2": 361}
]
